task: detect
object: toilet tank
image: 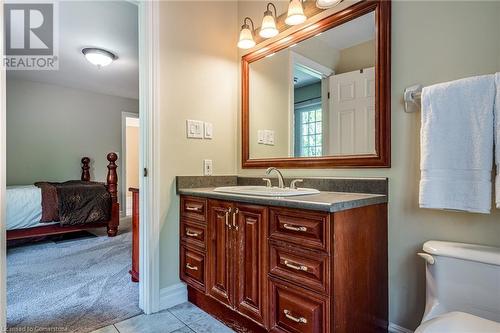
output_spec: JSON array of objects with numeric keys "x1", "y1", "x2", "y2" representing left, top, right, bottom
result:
[{"x1": 420, "y1": 241, "x2": 500, "y2": 323}]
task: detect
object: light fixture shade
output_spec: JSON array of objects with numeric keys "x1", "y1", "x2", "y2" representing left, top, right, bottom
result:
[
  {"x1": 316, "y1": 0, "x2": 342, "y2": 9},
  {"x1": 82, "y1": 48, "x2": 117, "y2": 68},
  {"x1": 285, "y1": 0, "x2": 306, "y2": 26},
  {"x1": 259, "y1": 12, "x2": 278, "y2": 38},
  {"x1": 238, "y1": 26, "x2": 256, "y2": 49}
]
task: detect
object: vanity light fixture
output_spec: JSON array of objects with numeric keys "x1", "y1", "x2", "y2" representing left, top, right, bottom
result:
[
  {"x1": 238, "y1": 17, "x2": 256, "y2": 49},
  {"x1": 259, "y1": 3, "x2": 279, "y2": 39},
  {"x1": 285, "y1": 0, "x2": 306, "y2": 26},
  {"x1": 315, "y1": 0, "x2": 342, "y2": 9},
  {"x1": 82, "y1": 47, "x2": 117, "y2": 69}
]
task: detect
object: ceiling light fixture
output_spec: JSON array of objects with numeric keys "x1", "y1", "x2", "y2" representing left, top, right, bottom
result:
[
  {"x1": 316, "y1": 0, "x2": 342, "y2": 9},
  {"x1": 259, "y1": 3, "x2": 278, "y2": 39},
  {"x1": 82, "y1": 48, "x2": 117, "y2": 69},
  {"x1": 285, "y1": 0, "x2": 306, "y2": 26},
  {"x1": 238, "y1": 17, "x2": 256, "y2": 49}
]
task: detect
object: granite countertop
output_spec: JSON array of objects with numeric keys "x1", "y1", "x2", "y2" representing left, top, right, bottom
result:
[{"x1": 178, "y1": 187, "x2": 387, "y2": 213}]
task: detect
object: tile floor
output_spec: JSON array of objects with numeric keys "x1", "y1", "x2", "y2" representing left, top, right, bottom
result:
[{"x1": 91, "y1": 302, "x2": 234, "y2": 333}]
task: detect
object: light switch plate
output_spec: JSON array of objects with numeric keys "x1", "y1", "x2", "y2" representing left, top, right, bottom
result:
[
  {"x1": 204, "y1": 122, "x2": 213, "y2": 139},
  {"x1": 186, "y1": 120, "x2": 203, "y2": 139},
  {"x1": 203, "y1": 159, "x2": 213, "y2": 176},
  {"x1": 257, "y1": 130, "x2": 264, "y2": 144},
  {"x1": 264, "y1": 130, "x2": 275, "y2": 145}
]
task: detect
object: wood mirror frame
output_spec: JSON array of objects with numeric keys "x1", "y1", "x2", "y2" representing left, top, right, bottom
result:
[{"x1": 242, "y1": 0, "x2": 391, "y2": 168}]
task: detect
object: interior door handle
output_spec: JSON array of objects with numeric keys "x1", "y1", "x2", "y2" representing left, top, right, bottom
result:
[{"x1": 232, "y1": 208, "x2": 239, "y2": 230}]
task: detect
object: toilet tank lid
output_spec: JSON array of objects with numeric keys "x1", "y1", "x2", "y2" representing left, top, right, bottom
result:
[{"x1": 423, "y1": 241, "x2": 500, "y2": 266}]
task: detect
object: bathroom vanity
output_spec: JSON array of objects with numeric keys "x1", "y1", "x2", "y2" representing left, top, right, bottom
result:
[
  {"x1": 178, "y1": 177, "x2": 388, "y2": 333},
  {"x1": 178, "y1": 0, "x2": 391, "y2": 330}
]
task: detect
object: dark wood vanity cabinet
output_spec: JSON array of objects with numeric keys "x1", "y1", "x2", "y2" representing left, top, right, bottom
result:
[
  {"x1": 206, "y1": 200, "x2": 269, "y2": 326},
  {"x1": 180, "y1": 195, "x2": 388, "y2": 333}
]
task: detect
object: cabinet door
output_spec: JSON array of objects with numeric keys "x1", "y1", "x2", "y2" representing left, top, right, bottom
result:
[
  {"x1": 234, "y1": 203, "x2": 269, "y2": 327},
  {"x1": 207, "y1": 200, "x2": 233, "y2": 307}
]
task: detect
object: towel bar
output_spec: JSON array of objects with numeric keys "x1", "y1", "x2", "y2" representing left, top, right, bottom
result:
[{"x1": 404, "y1": 84, "x2": 423, "y2": 113}]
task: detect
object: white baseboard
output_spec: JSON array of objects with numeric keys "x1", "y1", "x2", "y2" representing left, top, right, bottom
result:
[
  {"x1": 159, "y1": 283, "x2": 187, "y2": 311},
  {"x1": 389, "y1": 322, "x2": 414, "y2": 333}
]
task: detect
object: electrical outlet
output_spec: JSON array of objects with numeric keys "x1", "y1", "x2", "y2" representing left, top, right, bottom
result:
[
  {"x1": 203, "y1": 159, "x2": 213, "y2": 176},
  {"x1": 186, "y1": 120, "x2": 204, "y2": 139}
]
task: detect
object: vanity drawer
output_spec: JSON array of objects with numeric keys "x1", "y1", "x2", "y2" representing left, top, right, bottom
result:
[
  {"x1": 180, "y1": 245, "x2": 206, "y2": 292},
  {"x1": 269, "y1": 242, "x2": 329, "y2": 295},
  {"x1": 181, "y1": 196, "x2": 207, "y2": 222},
  {"x1": 270, "y1": 278, "x2": 329, "y2": 333},
  {"x1": 269, "y1": 208, "x2": 330, "y2": 252},
  {"x1": 180, "y1": 219, "x2": 206, "y2": 249}
]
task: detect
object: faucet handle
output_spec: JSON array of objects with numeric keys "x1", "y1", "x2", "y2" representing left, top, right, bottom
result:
[
  {"x1": 262, "y1": 178, "x2": 272, "y2": 188},
  {"x1": 290, "y1": 179, "x2": 303, "y2": 189}
]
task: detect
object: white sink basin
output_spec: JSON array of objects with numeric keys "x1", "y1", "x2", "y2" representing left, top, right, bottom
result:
[{"x1": 213, "y1": 186, "x2": 320, "y2": 197}]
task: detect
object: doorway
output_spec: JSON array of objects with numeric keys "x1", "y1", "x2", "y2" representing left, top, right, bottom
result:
[
  {"x1": 0, "y1": 0, "x2": 161, "y2": 330},
  {"x1": 122, "y1": 112, "x2": 140, "y2": 217}
]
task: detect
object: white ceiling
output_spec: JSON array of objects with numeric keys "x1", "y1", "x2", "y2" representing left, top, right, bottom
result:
[
  {"x1": 7, "y1": 1, "x2": 139, "y2": 100},
  {"x1": 294, "y1": 68, "x2": 320, "y2": 88},
  {"x1": 317, "y1": 11, "x2": 375, "y2": 50}
]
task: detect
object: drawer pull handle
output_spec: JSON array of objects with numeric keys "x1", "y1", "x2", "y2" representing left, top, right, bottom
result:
[
  {"x1": 186, "y1": 230, "x2": 200, "y2": 237},
  {"x1": 185, "y1": 263, "x2": 198, "y2": 271},
  {"x1": 283, "y1": 223, "x2": 307, "y2": 232},
  {"x1": 232, "y1": 208, "x2": 239, "y2": 230},
  {"x1": 284, "y1": 260, "x2": 308, "y2": 272},
  {"x1": 186, "y1": 206, "x2": 202, "y2": 212},
  {"x1": 284, "y1": 310, "x2": 307, "y2": 324},
  {"x1": 225, "y1": 208, "x2": 232, "y2": 229}
]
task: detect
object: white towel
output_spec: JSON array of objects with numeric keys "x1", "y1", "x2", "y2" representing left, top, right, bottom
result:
[
  {"x1": 419, "y1": 75, "x2": 495, "y2": 214},
  {"x1": 495, "y1": 73, "x2": 500, "y2": 208}
]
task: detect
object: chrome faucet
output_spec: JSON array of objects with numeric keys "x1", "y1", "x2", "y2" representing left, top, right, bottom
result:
[{"x1": 265, "y1": 167, "x2": 285, "y2": 189}]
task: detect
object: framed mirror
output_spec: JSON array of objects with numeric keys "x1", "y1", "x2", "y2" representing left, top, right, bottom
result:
[{"x1": 242, "y1": 0, "x2": 390, "y2": 168}]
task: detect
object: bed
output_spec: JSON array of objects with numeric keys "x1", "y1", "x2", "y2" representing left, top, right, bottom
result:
[{"x1": 6, "y1": 153, "x2": 120, "y2": 241}]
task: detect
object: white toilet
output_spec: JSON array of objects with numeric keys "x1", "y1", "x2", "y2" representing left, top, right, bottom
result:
[{"x1": 415, "y1": 240, "x2": 500, "y2": 333}]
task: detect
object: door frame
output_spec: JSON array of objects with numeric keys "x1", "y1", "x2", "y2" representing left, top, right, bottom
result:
[
  {"x1": 0, "y1": 0, "x2": 6, "y2": 328},
  {"x1": 137, "y1": 0, "x2": 161, "y2": 314},
  {"x1": 121, "y1": 111, "x2": 139, "y2": 217},
  {"x1": 0, "y1": 0, "x2": 162, "y2": 325},
  {"x1": 288, "y1": 51, "x2": 333, "y2": 156}
]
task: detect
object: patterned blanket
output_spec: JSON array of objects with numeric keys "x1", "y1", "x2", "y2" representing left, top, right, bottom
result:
[{"x1": 35, "y1": 180, "x2": 111, "y2": 226}]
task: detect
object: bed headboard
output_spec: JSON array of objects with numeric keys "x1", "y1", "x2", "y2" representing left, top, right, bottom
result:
[{"x1": 80, "y1": 153, "x2": 118, "y2": 203}]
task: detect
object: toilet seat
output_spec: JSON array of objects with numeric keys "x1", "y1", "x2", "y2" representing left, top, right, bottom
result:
[{"x1": 415, "y1": 311, "x2": 500, "y2": 333}]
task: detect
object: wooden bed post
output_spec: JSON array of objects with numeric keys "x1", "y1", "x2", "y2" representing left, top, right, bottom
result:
[
  {"x1": 106, "y1": 152, "x2": 120, "y2": 237},
  {"x1": 81, "y1": 157, "x2": 91, "y2": 181}
]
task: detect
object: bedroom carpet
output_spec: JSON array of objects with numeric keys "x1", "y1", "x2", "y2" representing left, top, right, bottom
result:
[{"x1": 7, "y1": 218, "x2": 141, "y2": 333}]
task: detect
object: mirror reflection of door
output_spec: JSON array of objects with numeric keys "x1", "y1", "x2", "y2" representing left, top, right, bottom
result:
[{"x1": 329, "y1": 67, "x2": 375, "y2": 155}]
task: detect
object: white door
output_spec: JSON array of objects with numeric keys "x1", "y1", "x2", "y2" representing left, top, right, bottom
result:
[{"x1": 328, "y1": 67, "x2": 375, "y2": 155}]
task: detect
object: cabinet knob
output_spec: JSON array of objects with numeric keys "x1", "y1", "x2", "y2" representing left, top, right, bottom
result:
[{"x1": 284, "y1": 309, "x2": 307, "y2": 324}]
